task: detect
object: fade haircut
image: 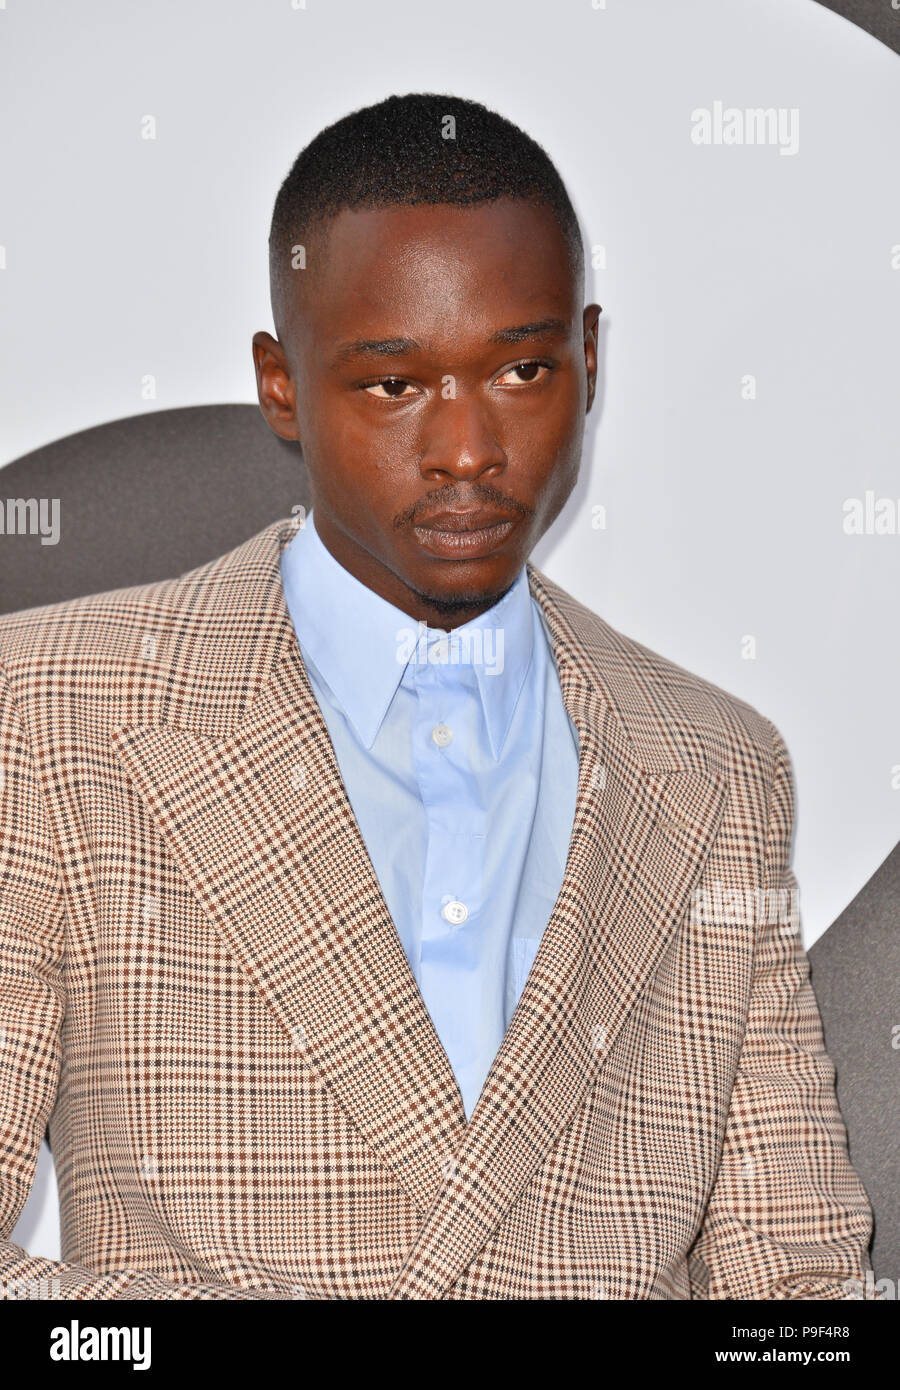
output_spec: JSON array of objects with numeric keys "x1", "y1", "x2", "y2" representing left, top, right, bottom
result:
[{"x1": 268, "y1": 92, "x2": 584, "y2": 330}]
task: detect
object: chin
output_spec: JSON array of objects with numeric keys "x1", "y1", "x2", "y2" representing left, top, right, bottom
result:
[{"x1": 408, "y1": 568, "x2": 518, "y2": 617}]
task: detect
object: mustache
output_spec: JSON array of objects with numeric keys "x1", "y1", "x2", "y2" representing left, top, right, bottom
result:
[{"x1": 394, "y1": 485, "x2": 533, "y2": 530}]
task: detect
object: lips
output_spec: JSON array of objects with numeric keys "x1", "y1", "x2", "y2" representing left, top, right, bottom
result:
[
  {"x1": 414, "y1": 508, "x2": 520, "y2": 533},
  {"x1": 412, "y1": 509, "x2": 520, "y2": 559}
]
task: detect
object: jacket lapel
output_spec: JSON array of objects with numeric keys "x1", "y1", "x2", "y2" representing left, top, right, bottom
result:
[
  {"x1": 109, "y1": 518, "x2": 468, "y2": 1219},
  {"x1": 108, "y1": 517, "x2": 728, "y2": 1297}
]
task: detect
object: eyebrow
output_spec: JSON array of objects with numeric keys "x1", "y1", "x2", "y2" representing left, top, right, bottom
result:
[{"x1": 330, "y1": 317, "x2": 571, "y2": 367}]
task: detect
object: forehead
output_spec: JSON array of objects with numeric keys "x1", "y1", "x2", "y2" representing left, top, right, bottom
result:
[{"x1": 283, "y1": 199, "x2": 578, "y2": 349}]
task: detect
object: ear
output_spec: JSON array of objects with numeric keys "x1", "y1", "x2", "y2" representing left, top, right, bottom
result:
[
  {"x1": 583, "y1": 303, "x2": 602, "y2": 412},
  {"x1": 251, "y1": 330, "x2": 300, "y2": 442}
]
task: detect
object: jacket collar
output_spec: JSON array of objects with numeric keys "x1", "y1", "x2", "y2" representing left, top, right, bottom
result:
[{"x1": 109, "y1": 513, "x2": 727, "y2": 1298}]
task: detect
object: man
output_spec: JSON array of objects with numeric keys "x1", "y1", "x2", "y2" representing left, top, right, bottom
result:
[{"x1": 0, "y1": 93, "x2": 875, "y2": 1299}]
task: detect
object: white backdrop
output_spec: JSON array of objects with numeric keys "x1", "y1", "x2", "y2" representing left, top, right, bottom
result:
[{"x1": 1, "y1": 0, "x2": 898, "y2": 1262}]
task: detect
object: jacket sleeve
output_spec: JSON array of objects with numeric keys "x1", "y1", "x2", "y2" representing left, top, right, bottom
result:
[
  {"x1": 0, "y1": 657, "x2": 286, "y2": 1300},
  {"x1": 687, "y1": 718, "x2": 878, "y2": 1300}
]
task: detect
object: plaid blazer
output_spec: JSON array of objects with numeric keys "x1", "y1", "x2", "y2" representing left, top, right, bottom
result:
[{"x1": 0, "y1": 514, "x2": 875, "y2": 1300}]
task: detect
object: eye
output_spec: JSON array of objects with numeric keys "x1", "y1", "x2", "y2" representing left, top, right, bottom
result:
[
  {"x1": 362, "y1": 378, "x2": 417, "y2": 399},
  {"x1": 495, "y1": 359, "x2": 555, "y2": 386}
]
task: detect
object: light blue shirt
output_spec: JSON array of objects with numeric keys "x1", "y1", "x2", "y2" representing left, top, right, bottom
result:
[{"x1": 280, "y1": 511, "x2": 580, "y2": 1120}]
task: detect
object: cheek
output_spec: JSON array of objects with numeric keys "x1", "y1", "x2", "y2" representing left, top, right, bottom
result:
[
  {"x1": 525, "y1": 422, "x2": 583, "y2": 523},
  {"x1": 298, "y1": 396, "x2": 384, "y2": 497},
  {"x1": 511, "y1": 400, "x2": 583, "y2": 493},
  {"x1": 303, "y1": 425, "x2": 406, "y2": 533},
  {"x1": 504, "y1": 371, "x2": 584, "y2": 449},
  {"x1": 312, "y1": 395, "x2": 421, "y2": 478}
]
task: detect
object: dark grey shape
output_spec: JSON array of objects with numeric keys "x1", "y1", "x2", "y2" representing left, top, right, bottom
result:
[
  {"x1": 0, "y1": 405, "x2": 310, "y2": 613},
  {"x1": 810, "y1": 841, "x2": 900, "y2": 1283},
  {"x1": 813, "y1": 0, "x2": 900, "y2": 56}
]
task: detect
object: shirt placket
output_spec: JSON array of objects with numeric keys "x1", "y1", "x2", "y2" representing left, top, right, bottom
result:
[{"x1": 411, "y1": 636, "x2": 495, "y2": 1118}]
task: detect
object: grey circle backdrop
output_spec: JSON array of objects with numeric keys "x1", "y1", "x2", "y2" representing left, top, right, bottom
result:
[{"x1": 0, "y1": 0, "x2": 898, "y2": 1274}]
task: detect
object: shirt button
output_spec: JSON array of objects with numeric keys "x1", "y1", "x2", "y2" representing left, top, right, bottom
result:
[
  {"x1": 431, "y1": 723, "x2": 453, "y2": 748},
  {"x1": 441, "y1": 899, "x2": 469, "y2": 925}
]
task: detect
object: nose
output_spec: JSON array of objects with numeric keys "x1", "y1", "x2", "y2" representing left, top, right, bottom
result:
[{"x1": 418, "y1": 390, "x2": 508, "y2": 483}]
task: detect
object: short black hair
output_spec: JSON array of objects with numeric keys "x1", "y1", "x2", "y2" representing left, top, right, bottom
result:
[{"x1": 268, "y1": 92, "x2": 583, "y2": 326}]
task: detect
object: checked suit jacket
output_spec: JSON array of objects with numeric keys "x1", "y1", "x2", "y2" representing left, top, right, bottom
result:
[{"x1": 0, "y1": 513, "x2": 876, "y2": 1300}]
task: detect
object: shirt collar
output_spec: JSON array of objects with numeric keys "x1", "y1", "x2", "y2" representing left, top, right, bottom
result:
[{"x1": 279, "y1": 509, "x2": 534, "y2": 758}]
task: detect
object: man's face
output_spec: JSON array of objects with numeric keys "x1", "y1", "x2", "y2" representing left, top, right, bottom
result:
[{"x1": 253, "y1": 197, "x2": 600, "y2": 626}]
